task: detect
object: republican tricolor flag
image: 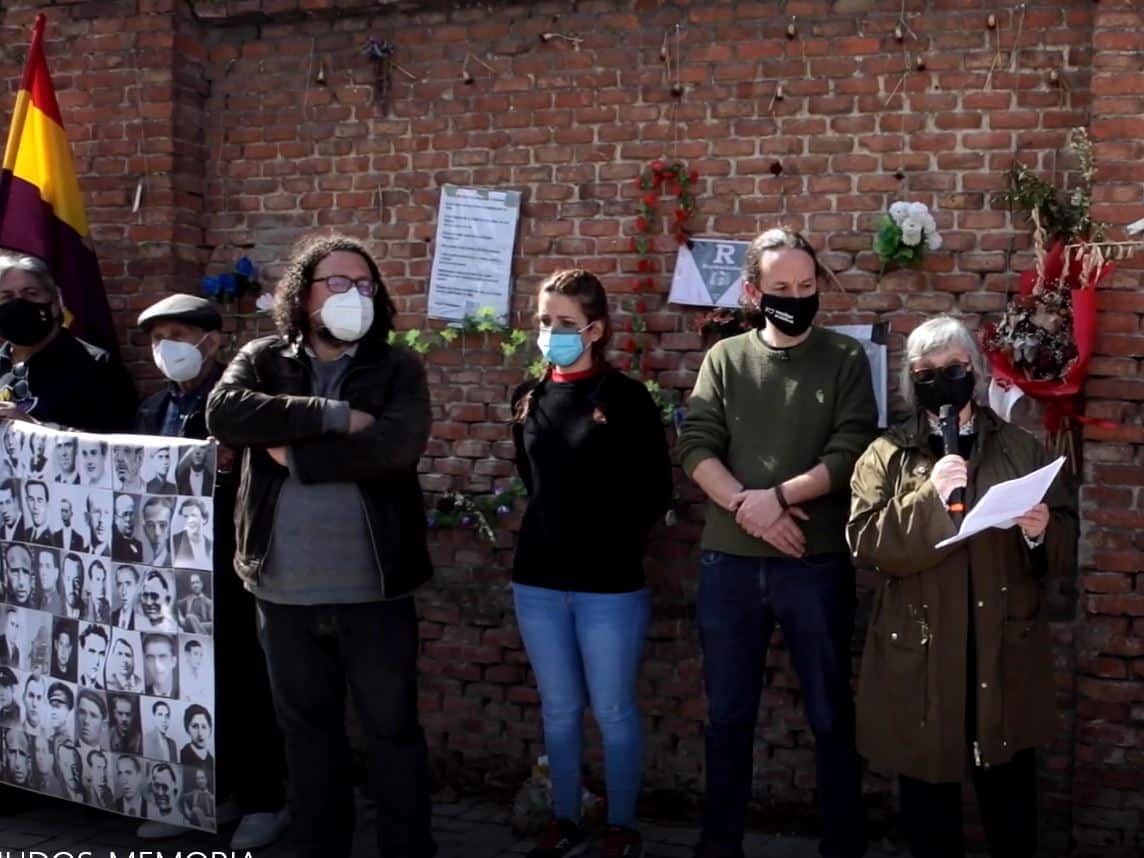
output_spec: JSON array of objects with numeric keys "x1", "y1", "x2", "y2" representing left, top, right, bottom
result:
[{"x1": 0, "y1": 13, "x2": 118, "y2": 355}]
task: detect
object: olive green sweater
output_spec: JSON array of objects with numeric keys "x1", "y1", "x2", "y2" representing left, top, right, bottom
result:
[{"x1": 677, "y1": 327, "x2": 878, "y2": 558}]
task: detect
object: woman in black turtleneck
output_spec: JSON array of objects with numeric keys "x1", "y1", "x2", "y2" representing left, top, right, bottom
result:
[{"x1": 510, "y1": 269, "x2": 672, "y2": 858}]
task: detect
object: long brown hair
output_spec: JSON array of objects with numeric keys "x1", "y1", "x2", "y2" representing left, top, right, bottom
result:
[{"x1": 513, "y1": 269, "x2": 612, "y2": 423}]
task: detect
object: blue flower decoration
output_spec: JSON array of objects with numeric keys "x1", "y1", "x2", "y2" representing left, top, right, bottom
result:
[
  {"x1": 235, "y1": 257, "x2": 255, "y2": 279},
  {"x1": 219, "y1": 273, "x2": 238, "y2": 297},
  {"x1": 496, "y1": 505, "x2": 510, "y2": 516},
  {"x1": 201, "y1": 276, "x2": 221, "y2": 298}
]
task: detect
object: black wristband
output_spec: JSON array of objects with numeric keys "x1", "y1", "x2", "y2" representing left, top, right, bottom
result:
[{"x1": 774, "y1": 483, "x2": 790, "y2": 511}]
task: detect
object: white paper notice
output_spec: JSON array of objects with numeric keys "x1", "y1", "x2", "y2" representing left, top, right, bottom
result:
[
  {"x1": 935, "y1": 456, "x2": 1066, "y2": 550},
  {"x1": 427, "y1": 185, "x2": 522, "y2": 322}
]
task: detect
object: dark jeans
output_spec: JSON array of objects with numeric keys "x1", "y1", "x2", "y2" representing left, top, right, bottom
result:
[
  {"x1": 697, "y1": 550, "x2": 866, "y2": 858},
  {"x1": 257, "y1": 597, "x2": 435, "y2": 858},
  {"x1": 214, "y1": 566, "x2": 286, "y2": 813},
  {"x1": 899, "y1": 748, "x2": 1037, "y2": 858}
]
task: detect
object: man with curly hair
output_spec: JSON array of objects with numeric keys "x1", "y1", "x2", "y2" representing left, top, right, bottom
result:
[{"x1": 207, "y1": 233, "x2": 436, "y2": 858}]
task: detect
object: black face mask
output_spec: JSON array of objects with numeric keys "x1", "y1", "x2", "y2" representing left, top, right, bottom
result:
[
  {"x1": 0, "y1": 299, "x2": 56, "y2": 347},
  {"x1": 914, "y1": 371, "x2": 976, "y2": 415},
  {"x1": 760, "y1": 292, "x2": 819, "y2": 338}
]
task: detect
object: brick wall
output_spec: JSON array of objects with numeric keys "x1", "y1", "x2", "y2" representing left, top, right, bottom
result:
[{"x1": 1, "y1": 0, "x2": 1141, "y2": 853}]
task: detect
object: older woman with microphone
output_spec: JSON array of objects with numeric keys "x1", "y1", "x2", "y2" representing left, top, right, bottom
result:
[{"x1": 846, "y1": 315, "x2": 1076, "y2": 858}]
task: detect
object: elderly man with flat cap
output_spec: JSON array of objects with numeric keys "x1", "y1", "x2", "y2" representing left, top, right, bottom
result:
[{"x1": 132, "y1": 293, "x2": 288, "y2": 849}]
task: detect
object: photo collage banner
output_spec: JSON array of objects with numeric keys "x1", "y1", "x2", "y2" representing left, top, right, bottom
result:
[{"x1": 0, "y1": 421, "x2": 218, "y2": 832}]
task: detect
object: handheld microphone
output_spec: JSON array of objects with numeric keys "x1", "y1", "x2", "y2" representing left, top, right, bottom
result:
[{"x1": 938, "y1": 404, "x2": 965, "y2": 523}]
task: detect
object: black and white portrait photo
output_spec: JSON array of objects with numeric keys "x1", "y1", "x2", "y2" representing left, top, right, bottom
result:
[
  {"x1": 2, "y1": 726, "x2": 32, "y2": 788},
  {"x1": 0, "y1": 426, "x2": 26, "y2": 480},
  {"x1": 78, "y1": 439, "x2": 110, "y2": 489},
  {"x1": 75, "y1": 687, "x2": 108, "y2": 753},
  {"x1": 35, "y1": 547, "x2": 63, "y2": 614},
  {"x1": 50, "y1": 616, "x2": 78, "y2": 682},
  {"x1": 178, "y1": 636, "x2": 213, "y2": 705},
  {"x1": 144, "y1": 446, "x2": 177, "y2": 495},
  {"x1": 104, "y1": 629, "x2": 143, "y2": 694},
  {"x1": 180, "y1": 764, "x2": 215, "y2": 829},
  {"x1": 26, "y1": 435, "x2": 50, "y2": 482},
  {"x1": 0, "y1": 666, "x2": 20, "y2": 728},
  {"x1": 111, "y1": 493, "x2": 144, "y2": 564},
  {"x1": 53, "y1": 435, "x2": 81, "y2": 485},
  {"x1": 174, "y1": 444, "x2": 215, "y2": 498},
  {"x1": 176, "y1": 570, "x2": 213, "y2": 635},
  {"x1": 77, "y1": 622, "x2": 109, "y2": 690},
  {"x1": 84, "y1": 490, "x2": 112, "y2": 558},
  {"x1": 22, "y1": 478, "x2": 59, "y2": 546},
  {"x1": 82, "y1": 556, "x2": 112, "y2": 624},
  {"x1": 113, "y1": 753, "x2": 150, "y2": 815},
  {"x1": 53, "y1": 738, "x2": 86, "y2": 802},
  {"x1": 139, "y1": 496, "x2": 173, "y2": 567},
  {"x1": 55, "y1": 486, "x2": 89, "y2": 553},
  {"x1": 19, "y1": 609, "x2": 51, "y2": 675},
  {"x1": 3, "y1": 542, "x2": 35, "y2": 608},
  {"x1": 45, "y1": 679, "x2": 76, "y2": 745},
  {"x1": 110, "y1": 563, "x2": 142, "y2": 631},
  {"x1": 82, "y1": 745, "x2": 115, "y2": 809},
  {"x1": 111, "y1": 444, "x2": 146, "y2": 495},
  {"x1": 179, "y1": 702, "x2": 214, "y2": 771},
  {"x1": 142, "y1": 632, "x2": 178, "y2": 699},
  {"x1": 107, "y1": 692, "x2": 142, "y2": 755},
  {"x1": 59, "y1": 552, "x2": 85, "y2": 620},
  {"x1": 146, "y1": 760, "x2": 189, "y2": 827},
  {"x1": 136, "y1": 568, "x2": 178, "y2": 633},
  {"x1": 1, "y1": 606, "x2": 23, "y2": 667},
  {"x1": 172, "y1": 497, "x2": 212, "y2": 571},
  {"x1": 20, "y1": 671, "x2": 48, "y2": 737},
  {"x1": 0, "y1": 479, "x2": 27, "y2": 542},
  {"x1": 141, "y1": 696, "x2": 184, "y2": 763}
]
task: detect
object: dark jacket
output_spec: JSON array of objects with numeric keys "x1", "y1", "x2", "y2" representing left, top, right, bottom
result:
[
  {"x1": 846, "y1": 407, "x2": 1077, "y2": 783},
  {"x1": 134, "y1": 363, "x2": 223, "y2": 439},
  {"x1": 0, "y1": 330, "x2": 136, "y2": 432},
  {"x1": 205, "y1": 335, "x2": 433, "y2": 597}
]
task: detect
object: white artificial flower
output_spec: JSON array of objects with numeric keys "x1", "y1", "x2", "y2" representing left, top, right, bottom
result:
[
  {"x1": 255, "y1": 293, "x2": 276, "y2": 312},
  {"x1": 907, "y1": 202, "x2": 929, "y2": 221},
  {"x1": 889, "y1": 202, "x2": 910, "y2": 224},
  {"x1": 926, "y1": 231, "x2": 943, "y2": 251},
  {"x1": 922, "y1": 213, "x2": 937, "y2": 232},
  {"x1": 901, "y1": 222, "x2": 923, "y2": 246}
]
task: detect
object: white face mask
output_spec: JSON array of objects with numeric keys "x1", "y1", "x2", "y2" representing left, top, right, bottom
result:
[
  {"x1": 319, "y1": 290, "x2": 374, "y2": 342},
  {"x1": 152, "y1": 337, "x2": 205, "y2": 383}
]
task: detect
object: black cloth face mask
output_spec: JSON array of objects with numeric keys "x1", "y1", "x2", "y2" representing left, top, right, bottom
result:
[
  {"x1": 0, "y1": 298, "x2": 56, "y2": 347},
  {"x1": 760, "y1": 291, "x2": 819, "y2": 338}
]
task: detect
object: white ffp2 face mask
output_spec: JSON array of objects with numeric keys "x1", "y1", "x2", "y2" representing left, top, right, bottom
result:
[
  {"x1": 319, "y1": 291, "x2": 374, "y2": 342},
  {"x1": 152, "y1": 338, "x2": 205, "y2": 383}
]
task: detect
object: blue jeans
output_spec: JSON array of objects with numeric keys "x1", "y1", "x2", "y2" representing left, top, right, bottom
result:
[
  {"x1": 513, "y1": 583, "x2": 651, "y2": 828},
  {"x1": 697, "y1": 551, "x2": 866, "y2": 858}
]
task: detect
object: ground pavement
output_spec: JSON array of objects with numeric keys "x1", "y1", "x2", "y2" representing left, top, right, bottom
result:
[{"x1": 0, "y1": 794, "x2": 903, "y2": 857}]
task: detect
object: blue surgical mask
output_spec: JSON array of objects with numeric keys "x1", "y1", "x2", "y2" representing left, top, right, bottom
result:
[{"x1": 537, "y1": 326, "x2": 588, "y2": 367}]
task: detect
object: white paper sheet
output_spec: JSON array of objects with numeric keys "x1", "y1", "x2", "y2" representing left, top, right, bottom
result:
[{"x1": 935, "y1": 456, "x2": 1065, "y2": 549}]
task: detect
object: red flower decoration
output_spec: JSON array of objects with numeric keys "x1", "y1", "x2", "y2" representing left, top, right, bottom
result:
[
  {"x1": 635, "y1": 216, "x2": 648, "y2": 232},
  {"x1": 642, "y1": 193, "x2": 659, "y2": 207},
  {"x1": 635, "y1": 300, "x2": 647, "y2": 314},
  {"x1": 651, "y1": 160, "x2": 665, "y2": 174},
  {"x1": 637, "y1": 258, "x2": 653, "y2": 273}
]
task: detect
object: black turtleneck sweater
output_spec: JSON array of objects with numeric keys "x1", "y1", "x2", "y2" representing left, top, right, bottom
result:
[{"x1": 510, "y1": 367, "x2": 673, "y2": 593}]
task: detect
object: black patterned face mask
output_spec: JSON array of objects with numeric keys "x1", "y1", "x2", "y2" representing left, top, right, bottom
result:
[
  {"x1": 0, "y1": 298, "x2": 55, "y2": 346},
  {"x1": 760, "y1": 292, "x2": 819, "y2": 337}
]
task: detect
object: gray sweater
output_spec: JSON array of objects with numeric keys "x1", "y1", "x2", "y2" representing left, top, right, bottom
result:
[{"x1": 249, "y1": 349, "x2": 385, "y2": 605}]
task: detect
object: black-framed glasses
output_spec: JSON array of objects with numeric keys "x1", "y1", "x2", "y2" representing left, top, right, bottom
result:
[
  {"x1": 911, "y1": 362, "x2": 971, "y2": 385},
  {"x1": 312, "y1": 276, "x2": 377, "y2": 298}
]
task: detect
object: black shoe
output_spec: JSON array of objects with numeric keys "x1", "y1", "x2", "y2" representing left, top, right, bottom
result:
[{"x1": 527, "y1": 819, "x2": 588, "y2": 858}]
